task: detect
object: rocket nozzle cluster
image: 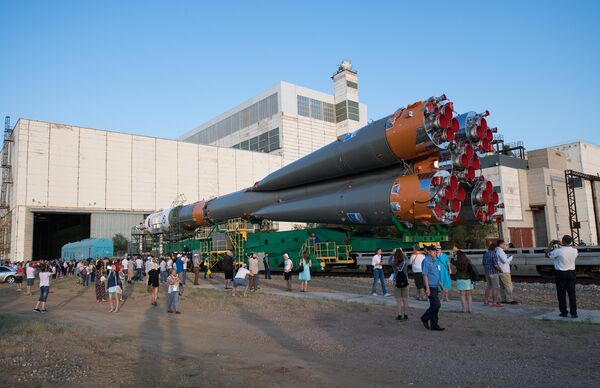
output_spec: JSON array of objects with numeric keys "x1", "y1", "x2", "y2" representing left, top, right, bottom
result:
[
  {"x1": 429, "y1": 172, "x2": 466, "y2": 224},
  {"x1": 469, "y1": 177, "x2": 500, "y2": 223},
  {"x1": 457, "y1": 111, "x2": 495, "y2": 153},
  {"x1": 423, "y1": 97, "x2": 459, "y2": 147}
]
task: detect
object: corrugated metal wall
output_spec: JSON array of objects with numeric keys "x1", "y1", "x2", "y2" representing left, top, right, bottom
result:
[{"x1": 90, "y1": 212, "x2": 146, "y2": 240}]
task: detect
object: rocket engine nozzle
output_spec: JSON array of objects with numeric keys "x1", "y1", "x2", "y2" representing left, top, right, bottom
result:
[
  {"x1": 455, "y1": 111, "x2": 495, "y2": 153},
  {"x1": 468, "y1": 177, "x2": 499, "y2": 223}
]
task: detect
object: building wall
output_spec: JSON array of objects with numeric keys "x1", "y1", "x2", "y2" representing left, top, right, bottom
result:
[
  {"x1": 90, "y1": 212, "x2": 147, "y2": 240},
  {"x1": 481, "y1": 164, "x2": 535, "y2": 246},
  {"x1": 554, "y1": 141, "x2": 600, "y2": 244},
  {"x1": 7, "y1": 119, "x2": 283, "y2": 260}
]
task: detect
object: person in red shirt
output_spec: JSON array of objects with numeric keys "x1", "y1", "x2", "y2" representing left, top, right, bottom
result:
[{"x1": 15, "y1": 262, "x2": 25, "y2": 292}]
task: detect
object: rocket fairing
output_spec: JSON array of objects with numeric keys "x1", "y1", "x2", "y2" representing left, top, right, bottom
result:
[{"x1": 142, "y1": 94, "x2": 503, "y2": 233}]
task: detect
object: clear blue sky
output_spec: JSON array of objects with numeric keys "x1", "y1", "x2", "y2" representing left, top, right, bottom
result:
[{"x1": 1, "y1": 0, "x2": 599, "y2": 149}]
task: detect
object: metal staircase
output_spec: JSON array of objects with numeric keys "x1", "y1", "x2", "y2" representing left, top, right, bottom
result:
[{"x1": 0, "y1": 116, "x2": 14, "y2": 258}]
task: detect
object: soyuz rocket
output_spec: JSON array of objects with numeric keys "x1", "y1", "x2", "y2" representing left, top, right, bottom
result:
[{"x1": 143, "y1": 95, "x2": 501, "y2": 234}]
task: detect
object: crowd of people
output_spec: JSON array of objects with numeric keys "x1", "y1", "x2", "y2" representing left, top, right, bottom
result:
[
  {"x1": 385, "y1": 235, "x2": 579, "y2": 331},
  {"x1": 4, "y1": 234, "x2": 580, "y2": 330}
]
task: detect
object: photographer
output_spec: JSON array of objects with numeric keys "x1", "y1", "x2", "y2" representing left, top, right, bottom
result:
[{"x1": 546, "y1": 235, "x2": 578, "y2": 318}]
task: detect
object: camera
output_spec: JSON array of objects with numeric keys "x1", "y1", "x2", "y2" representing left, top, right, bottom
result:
[{"x1": 550, "y1": 240, "x2": 561, "y2": 250}]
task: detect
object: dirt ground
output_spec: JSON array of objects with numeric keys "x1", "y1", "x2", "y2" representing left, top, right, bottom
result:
[{"x1": 1, "y1": 276, "x2": 600, "y2": 388}]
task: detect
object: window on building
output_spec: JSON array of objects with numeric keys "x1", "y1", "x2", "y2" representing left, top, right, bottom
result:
[
  {"x1": 347, "y1": 80, "x2": 358, "y2": 89},
  {"x1": 298, "y1": 96, "x2": 310, "y2": 117},
  {"x1": 186, "y1": 93, "x2": 279, "y2": 145},
  {"x1": 298, "y1": 95, "x2": 336, "y2": 123},
  {"x1": 348, "y1": 100, "x2": 360, "y2": 121},
  {"x1": 336, "y1": 101, "x2": 348, "y2": 122},
  {"x1": 310, "y1": 99, "x2": 323, "y2": 120},
  {"x1": 231, "y1": 128, "x2": 281, "y2": 153},
  {"x1": 323, "y1": 102, "x2": 335, "y2": 123}
]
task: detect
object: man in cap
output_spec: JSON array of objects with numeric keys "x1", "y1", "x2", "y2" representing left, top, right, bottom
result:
[{"x1": 420, "y1": 245, "x2": 445, "y2": 331}]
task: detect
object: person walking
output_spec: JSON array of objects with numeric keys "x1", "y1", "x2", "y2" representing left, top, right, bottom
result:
[
  {"x1": 420, "y1": 246, "x2": 445, "y2": 331},
  {"x1": 248, "y1": 254, "x2": 260, "y2": 291},
  {"x1": 263, "y1": 253, "x2": 272, "y2": 279},
  {"x1": 106, "y1": 266, "x2": 121, "y2": 313},
  {"x1": 33, "y1": 265, "x2": 53, "y2": 313},
  {"x1": 192, "y1": 254, "x2": 200, "y2": 286},
  {"x1": 434, "y1": 245, "x2": 452, "y2": 302},
  {"x1": 223, "y1": 251, "x2": 235, "y2": 290},
  {"x1": 135, "y1": 256, "x2": 143, "y2": 281},
  {"x1": 371, "y1": 248, "x2": 390, "y2": 297},
  {"x1": 410, "y1": 245, "x2": 427, "y2": 301},
  {"x1": 547, "y1": 235, "x2": 578, "y2": 318},
  {"x1": 452, "y1": 250, "x2": 474, "y2": 313},
  {"x1": 283, "y1": 253, "x2": 293, "y2": 291},
  {"x1": 496, "y1": 240, "x2": 517, "y2": 304},
  {"x1": 392, "y1": 249, "x2": 409, "y2": 321},
  {"x1": 148, "y1": 261, "x2": 160, "y2": 306},
  {"x1": 482, "y1": 243, "x2": 502, "y2": 307},
  {"x1": 298, "y1": 252, "x2": 312, "y2": 292},
  {"x1": 95, "y1": 261, "x2": 106, "y2": 302},
  {"x1": 26, "y1": 262, "x2": 36, "y2": 296},
  {"x1": 166, "y1": 268, "x2": 181, "y2": 314}
]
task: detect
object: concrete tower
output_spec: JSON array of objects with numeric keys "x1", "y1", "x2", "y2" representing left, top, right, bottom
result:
[{"x1": 332, "y1": 59, "x2": 361, "y2": 138}]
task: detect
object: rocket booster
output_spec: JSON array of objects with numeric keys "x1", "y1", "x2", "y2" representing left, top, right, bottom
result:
[
  {"x1": 252, "y1": 95, "x2": 458, "y2": 192},
  {"x1": 143, "y1": 94, "x2": 502, "y2": 233}
]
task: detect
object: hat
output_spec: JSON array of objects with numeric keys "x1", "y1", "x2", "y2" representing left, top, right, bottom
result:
[
  {"x1": 435, "y1": 244, "x2": 442, "y2": 250},
  {"x1": 283, "y1": 253, "x2": 289, "y2": 259},
  {"x1": 425, "y1": 245, "x2": 436, "y2": 251},
  {"x1": 177, "y1": 254, "x2": 182, "y2": 258}
]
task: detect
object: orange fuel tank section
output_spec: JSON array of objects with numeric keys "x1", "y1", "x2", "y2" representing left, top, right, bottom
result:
[
  {"x1": 389, "y1": 174, "x2": 433, "y2": 223},
  {"x1": 385, "y1": 97, "x2": 458, "y2": 162}
]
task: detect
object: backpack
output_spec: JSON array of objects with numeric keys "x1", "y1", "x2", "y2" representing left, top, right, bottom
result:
[
  {"x1": 395, "y1": 261, "x2": 409, "y2": 288},
  {"x1": 81, "y1": 268, "x2": 88, "y2": 277},
  {"x1": 469, "y1": 263, "x2": 479, "y2": 283}
]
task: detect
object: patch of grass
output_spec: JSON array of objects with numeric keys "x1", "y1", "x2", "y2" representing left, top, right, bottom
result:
[
  {"x1": 531, "y1": 318, "x2": 600, "y2": 337},
  {"x1": 0, "y1": 313, "x2": 69, "y2": 343}
]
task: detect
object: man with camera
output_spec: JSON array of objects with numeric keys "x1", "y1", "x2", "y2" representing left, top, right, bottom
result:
[{"x1": 546, "y1": 235, "x2": 578, "y2": 318}]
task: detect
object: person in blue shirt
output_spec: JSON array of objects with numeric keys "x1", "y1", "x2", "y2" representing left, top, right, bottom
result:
[
  {"x1": 434, "y1": 245, "x2": 452, "y2": 302},
  {"x1": 420, "y1": 245, "x2": 445, "y2": 331},
  {"x1": 175, "y1": 254, "x2": 185, "y2": 288}
]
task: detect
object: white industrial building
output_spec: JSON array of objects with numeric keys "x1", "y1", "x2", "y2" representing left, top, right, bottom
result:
[
  {"x1": 480, "y1": 141, "x2": 600, "y2": 248},
  {"x1": 179, "y1": 60, "x2": 367, "y2": 165},
  {"x1": 0, "y1": 60, "x2": 367, "y2": 261},
  {"x1": 0, "y1": 119, "x2": 283, "y2": 261}
]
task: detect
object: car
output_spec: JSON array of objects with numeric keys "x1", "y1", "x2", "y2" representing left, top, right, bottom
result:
[{"x1": 0, "y1": 265, "x2": 17, "y2": 284}]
